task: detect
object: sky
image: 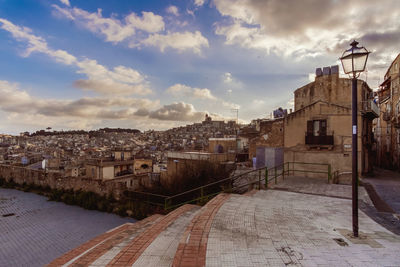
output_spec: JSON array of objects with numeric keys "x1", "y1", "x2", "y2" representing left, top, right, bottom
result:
[{"x1": 0, "y1": 0, "x2": 399, "y2": 134}]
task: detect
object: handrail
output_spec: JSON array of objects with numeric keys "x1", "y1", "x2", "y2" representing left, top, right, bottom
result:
[{"x1": 125, "y1": 161, "x2": 332, "y2": 211}]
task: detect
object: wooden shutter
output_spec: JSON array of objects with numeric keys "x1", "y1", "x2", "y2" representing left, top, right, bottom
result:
[
  {"x1": 307, "y1": 120, "x2": 313, "y2": 135},
  {"x1": 320, "y1": 120, "x2": 327, "y2": 136}
]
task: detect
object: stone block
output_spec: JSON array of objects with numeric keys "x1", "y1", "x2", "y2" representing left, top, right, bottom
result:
[
  {"x1": 323, "y1": 67, "x2": 331, "y2": 75},
  {"x1": 331, "y1": 65, "x2": 339, "y2": 74}
]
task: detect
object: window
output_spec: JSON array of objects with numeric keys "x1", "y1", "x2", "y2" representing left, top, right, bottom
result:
[
  {"x1": 307, "y1": 120, "x2": 327, "y2": 136},
  {"x1": 121, "y1": 152, "x2": 124, "y2": 160}
]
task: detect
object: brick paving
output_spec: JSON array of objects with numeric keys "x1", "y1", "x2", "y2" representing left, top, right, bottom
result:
[
  {"x1": 172, "y1": 193, "x2": 231, "y2": 267},
  {"x1": 0, "y1": 188, "x2": 133, "y2": 267},
  {"x1": 107, "y1": 204, "x2": 198, "y2": 266}
]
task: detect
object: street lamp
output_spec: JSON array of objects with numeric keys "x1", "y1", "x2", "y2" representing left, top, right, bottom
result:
[{"x1": 340, "y1": 40, "x2": 370, "y2": 237}]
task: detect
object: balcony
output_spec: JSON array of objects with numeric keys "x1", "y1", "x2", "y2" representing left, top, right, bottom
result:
[
  {"x1": 394, "y1": 114, "x2": 400, "y2": 128},
  {"x1": 361, "y1": 100, "x2": 379, "y2": 119},
  {"x1": 383, "y1": 111, "x2": 392, "y2": 121},
  {"x1": 305, "y1": 134, "x2": 334, "y2": 146}
]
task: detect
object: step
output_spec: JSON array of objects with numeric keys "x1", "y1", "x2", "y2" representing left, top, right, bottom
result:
[
  {"x1": 132, "y1": 206, "x2": 201, "y2": 267},
  {"x1": 70, "y1": 214, "x2": 164, "y2": 266},
  {"x1": 46, "y1": 214, "x2": 162, "y2": 267},
  {"x1": 107, "y1": 204, "x2": 199, "y2": 266},
  {"x1": 172, "y1": 193, "x2": 232, "y2": 267}
]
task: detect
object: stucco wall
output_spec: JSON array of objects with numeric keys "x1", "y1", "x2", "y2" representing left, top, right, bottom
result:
[{"x1": 103, "y1": 166, "x2": 114, "y2": 180}]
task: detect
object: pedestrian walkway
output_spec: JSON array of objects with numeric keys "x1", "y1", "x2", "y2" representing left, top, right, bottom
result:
[
  {"x1": 49, "y1": 178, "x2": 400, "y2": 266},
  {"x1": 363, "y1": 168, "x2": 400, "y2": 214}
]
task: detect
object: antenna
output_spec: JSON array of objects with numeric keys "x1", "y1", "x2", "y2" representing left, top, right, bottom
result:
[{"x1": 231, "y1": 109, "x2": 239, "y2": 124}]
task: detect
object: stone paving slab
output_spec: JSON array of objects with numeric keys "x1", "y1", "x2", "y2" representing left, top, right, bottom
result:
[
  {"x1": 270, "y1": 175, "x2": 373, "y2": 205},
  {"x1": 207, "y1": 190, "x2": 400, "y2": 267},
  {"x1": 0, "y1": 188, "x2": 133, "y2": 267}
]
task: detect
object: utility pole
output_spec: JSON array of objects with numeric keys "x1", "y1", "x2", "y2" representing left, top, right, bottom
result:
[{"x1": 231, "y1": 109, "x2": 239, "y2": 124}]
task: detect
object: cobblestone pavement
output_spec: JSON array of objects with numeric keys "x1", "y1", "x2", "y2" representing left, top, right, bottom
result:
[
  {"x1": 207, "y1": 190, "x2": 400, "y2": 266},
  {"x1": 363, "y1": 168, "x2": 400, "y2": 214},
  {"x1": 0, "y1": 189, "x2": 134, "y2": 267}
]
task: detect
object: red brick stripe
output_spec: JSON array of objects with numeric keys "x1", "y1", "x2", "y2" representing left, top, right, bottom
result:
[
  {"x1": 107, "y1": 204, "x2": 198, "y2": 266},
  {"x1": 46, "y1": 223, "x2": 133, "y2": 267},
  {"x1": 172, "y1": 193, "x2": 231, "y2": 267},
  {"x1": 69, "y1": 214, "x2": 163, "y2": 266}
]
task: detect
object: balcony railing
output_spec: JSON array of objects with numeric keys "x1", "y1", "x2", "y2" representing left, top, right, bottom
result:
[
  {"x1": 305, "y1": 134, "x2": 334, "y2": 146},
  {"x1": 361, "y1": 100, "x2": 379, "y2": 118}
]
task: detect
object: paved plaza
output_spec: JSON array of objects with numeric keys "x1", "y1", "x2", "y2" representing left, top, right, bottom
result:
[
  {"x1": 48, "y1": 176, "x2": 400, "y2": 267},
  {"x1": 0, "y1": 188, "x2": 134, "y2": 267}
]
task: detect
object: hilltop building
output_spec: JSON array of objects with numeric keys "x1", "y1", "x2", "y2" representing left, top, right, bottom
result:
[{"x1": 284, "y1": 65, "x2": 378, "y2": 180}]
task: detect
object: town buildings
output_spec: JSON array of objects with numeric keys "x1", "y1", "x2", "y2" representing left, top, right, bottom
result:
[{"x1": 376, "y1": 53, "x2": 400, "y2": 170}]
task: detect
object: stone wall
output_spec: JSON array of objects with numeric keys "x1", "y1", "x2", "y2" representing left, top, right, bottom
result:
[
  {"x1": 0, "y1": 164, "x2": 126, "y2": 199},
  {"x1": 249, "y1": 119, "x2": 284, "y2": 159}
]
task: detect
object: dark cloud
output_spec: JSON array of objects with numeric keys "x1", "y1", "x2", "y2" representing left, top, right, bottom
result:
[{"x1": 148, "y1": 102, "x2": 206, "y2": 121}]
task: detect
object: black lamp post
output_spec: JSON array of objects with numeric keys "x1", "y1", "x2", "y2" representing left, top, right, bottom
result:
[{"x1": 340, "y1": 40, "x2": 370, "y2": 237}]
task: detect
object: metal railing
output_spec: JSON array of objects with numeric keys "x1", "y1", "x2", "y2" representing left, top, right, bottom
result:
[
  {"x1": 305, "y1": 134, "x2": 334, "y2": 145},
  {"x1": 361, "y1": 100, "x2": 379, "y2": 117},
  {"x1": 125, "y1": 161, "x2": 332, "y2": 211}
]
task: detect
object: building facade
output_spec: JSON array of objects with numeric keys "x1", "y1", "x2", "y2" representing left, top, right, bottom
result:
[
  {"x1": 376, "y1": 53, "x2": 400, "y2": 170},
  {"x1": 284, "y1": 65, "x2": 378, "y2": 180}
]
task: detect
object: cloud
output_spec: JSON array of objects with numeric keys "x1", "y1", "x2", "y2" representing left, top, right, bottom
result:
[
  {"x1": 59, "y1": 0, "x2": 70, "y2": 7},
  {"x1": 166, "y1": 5, "x2": 179, "y2": 16},
  {"x1": 223, "y1": 72, "x2": 233, "y2": 83},
  {"x1": 0, "y1": 18, "x2": 150, "y2": 95},
  {"x1": 166, "y1": 83, "x2": 240, "y2": 110},
  {"x1": 148, "y1": 102, "x2": 206, "y2": 121},
  {"x1": 213, "y1": 0, "x2": 400, "y2": 61},
  {"x1": 0, "y1": 80, "x2": 228, "y2": 130},
  {"x1": 52, "y1": 5, "x2": 164, "y2": 42},
  {"x1": 139, "y1": 31, "x2": 209, "y2": 54},
  {"x1": 53, "y1": 3, "x2": 209, "y2": 55},
  {"x1": 166, "y1": 83, "x2": 216, "y2": 100},
  {"x1": 194, "y1": 0, "x2": 206, "y2": 7},
  {"x1": 0, "y1": 80, "x2": 157, "y2": 120}
]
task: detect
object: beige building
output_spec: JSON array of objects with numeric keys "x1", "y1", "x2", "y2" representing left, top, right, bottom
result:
[
  {"x1": 376, "y1": 53, "x2": 400, "y2": 170},
  {"x1": 86, "y1": 149, "x2": 152, "y2": 180},
  {"x1": 284, "y1": 65, "x2": 378, "y2": 178},
  {"x1": 208, "y1": 138, "x2": 237, "y2": 153}
]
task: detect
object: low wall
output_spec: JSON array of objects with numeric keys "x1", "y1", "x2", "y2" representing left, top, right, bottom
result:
[{"x1": 0, "y1": 164, "x2": 126, "y2": 199}]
